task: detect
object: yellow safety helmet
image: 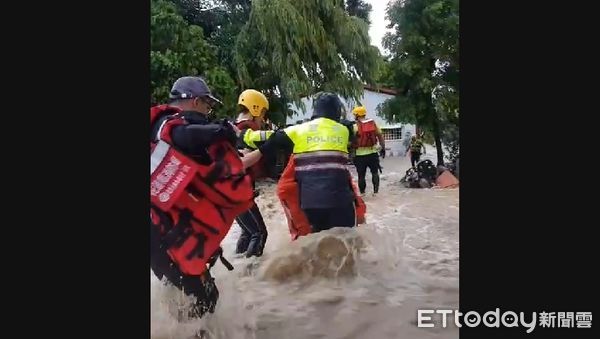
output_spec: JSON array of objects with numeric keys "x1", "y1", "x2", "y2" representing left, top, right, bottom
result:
[
  {"x1": 238, "y1": 89, "x2": 269, "y2": 118},
  {"x1": 352, "y1": 106, "x2": 367, "y2": 117}
]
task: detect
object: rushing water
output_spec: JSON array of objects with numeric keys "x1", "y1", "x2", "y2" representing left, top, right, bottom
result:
[{"x1": 151, "y1": 154, "x2": 459, "y2": 339}]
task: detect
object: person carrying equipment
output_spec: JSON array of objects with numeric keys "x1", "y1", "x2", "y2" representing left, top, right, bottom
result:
[
  {"x1": 351, "y1": 106, "x2": 385, "y2": 195},
  {"x1": 240, "y1": 92, "x2": 366, "y2": 233},
  {"x1": 150, "y1": 76, "x2": 254, "y2": 318},
  {"x1": 233, "y1": 89, "x2": 272, "y2": 258}
]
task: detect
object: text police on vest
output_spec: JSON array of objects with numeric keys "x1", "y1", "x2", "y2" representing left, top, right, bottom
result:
[{"x1": 306, "y1": 136, "x2": 344, "y2": 144}]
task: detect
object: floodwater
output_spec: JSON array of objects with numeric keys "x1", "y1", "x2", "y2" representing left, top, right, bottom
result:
[{"x1": 151, "y1": 152, "x2": 459, "y2": 339}]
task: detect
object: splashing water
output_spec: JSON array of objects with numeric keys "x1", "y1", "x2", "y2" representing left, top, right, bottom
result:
[{"x1": 151, "y1": 155, "x2": 459, "y2": 339}]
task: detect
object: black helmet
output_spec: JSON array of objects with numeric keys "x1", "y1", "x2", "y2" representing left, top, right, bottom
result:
[{"x1": 312, "y1": 92, "x2": 344, "y2": 121}]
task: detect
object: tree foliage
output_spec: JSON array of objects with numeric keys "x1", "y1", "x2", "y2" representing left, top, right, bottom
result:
[
  {"x1": 233, "y1": 0, "x2": 379, "y2": 111},
  {"x1": 373, "y1": 56, "x2": 396, "y2": 89},
  {"x1": 344, "y1": 0, "x2": 373, "y2": 25},
  {"x1": 151, "y1": 0, "x2": 379, "y2": 124},
  {"x1": 377, "y1": 0, "x2": 459, "y2": 164},
  {"x1": 150, "y1": 0, "x2": 237, "y2": 117},
  {"x1": 171, "y1": 0, "x2": 252, "y2": 78}
]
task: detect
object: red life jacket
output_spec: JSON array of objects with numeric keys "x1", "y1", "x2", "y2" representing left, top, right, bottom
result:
[
  {"x1": 356, "y1": 119, "x2": 378, "y2": 148},
  {"x1": 235, "y1": 118, "x2": 267, "y2": 180},
  {"x1": 150, "y1": 105, "x2": 254, "y2": 276},
  {"x1": 235, "y1": 118, "x2": 260, "y2": 131}
]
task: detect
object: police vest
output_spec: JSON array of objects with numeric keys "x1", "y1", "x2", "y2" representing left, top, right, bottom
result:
[
  {"x1": 411, "y1": 139, "x2": 424, "y2": 152},
  {"x1": 241, "y1": 129, "x2": 274, "y2": 149},
  {"x1": 284, "y1": 117, "x2": 349, "y2": 154},
  {"x1": 284, "y1": 118, "x2": 349, "y2": 173}
]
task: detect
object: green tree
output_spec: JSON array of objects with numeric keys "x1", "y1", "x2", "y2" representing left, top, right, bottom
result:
[
  {"x1": 377, "y1": 0, "x2": 459, "y2": 165},
  {"x1": 171, "y1": 0, "x2": 251, "y2": 78},
  {"x1": 156, "y1": 0, "x2": 379, "y2": 122},
  {"x1": 150, "y1": 0, "x2": 237, "y2": 117},
  {"x1": 373, "y1": 56, "x2": 395, "y2": 88},
  {"x1": 344, "y1": 0, "x2": 373, "y2": 25},
  {"x1": 233, "y1": 0, "x2": 379, "y2": 111}
]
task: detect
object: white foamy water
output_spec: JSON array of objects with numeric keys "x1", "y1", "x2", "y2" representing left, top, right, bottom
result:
[{"x1": 151, "y1": 151, "x2": 459, "y2": 339}]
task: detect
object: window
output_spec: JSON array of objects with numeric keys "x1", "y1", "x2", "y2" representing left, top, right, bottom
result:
[{"x1": 381, "y1": 127, "x2": 403, "y2": 140}]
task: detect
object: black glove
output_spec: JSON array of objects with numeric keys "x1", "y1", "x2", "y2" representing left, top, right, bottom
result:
[
  {"x1": 379, "y1": 148, "x2": 386, "y2": 159},
  {"x1": 217, "y1": 119, "x2": 238, "y2": 146},
  {"x1": 188, "y1": 272, "x2": 219, "y2": 319}
]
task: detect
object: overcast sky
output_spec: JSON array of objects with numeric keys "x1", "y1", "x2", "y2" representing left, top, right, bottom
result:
[{"x1": 366, "y1": 0, "x2": 393, "y2": 55}]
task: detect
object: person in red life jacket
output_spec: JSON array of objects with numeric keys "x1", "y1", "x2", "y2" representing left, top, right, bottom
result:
[
  {"x1": 232, "y1": 89, "x2": 272, "y2": 257},
  {"x1": 150, "y1": 76, "x2": 254, "y2": 318},
  {"x1": 351, "y1": 106, "x2": 386, "y2": 195},
  {"x1": 240, "y1": 92, "x2": 357, "y2": 232}
]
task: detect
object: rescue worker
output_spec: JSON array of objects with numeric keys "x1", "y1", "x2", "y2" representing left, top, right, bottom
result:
[
  {"x1": 351, "y1": 106, "x2": 386, "y2": 195},
  {"x1": 241, "y1": 92, "x2": 356, "y2": 232},
  {"x1": 233, "y1": 89, "x2": 271, "y2": 258},
  {"x1": 407, "y1": 135, "x2": 426, "y2": 168},
  {"x1": 340, "y1": 116, "x2": 357, "y2": 164},
  {"x1": 150, "y1": 76, "x2": 254, "y2": 318}
]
